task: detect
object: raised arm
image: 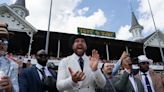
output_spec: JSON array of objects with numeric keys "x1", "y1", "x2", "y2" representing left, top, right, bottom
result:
[{"x1": 90, "y1": 49, "x2": 106, "y2": 88}]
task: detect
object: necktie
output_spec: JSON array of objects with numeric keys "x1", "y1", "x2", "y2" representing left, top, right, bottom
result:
[
  {"x1": 40, "y1": 67, "x2": 46, "y2": 80},
  {"x1": 79, "y1": 57, "x2": 84, "y2": 71},
  {"x1": 144, "y1": 73, "x2": 152, "y2": 92}
]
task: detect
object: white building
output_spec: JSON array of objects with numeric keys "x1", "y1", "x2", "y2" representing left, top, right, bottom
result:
[{"x1": 0, "y1": 0, "x2": 37, "y2": 58}]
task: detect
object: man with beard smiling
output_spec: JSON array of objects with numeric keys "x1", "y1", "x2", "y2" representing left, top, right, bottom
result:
[
  {"x1": 57, "y1": 35, "x2": 106, "y2": 92},
  {"x1": 19, "y1": 49, "x2": 58, "y2": 92}
]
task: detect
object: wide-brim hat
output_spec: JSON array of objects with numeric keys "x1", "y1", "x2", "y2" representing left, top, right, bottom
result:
[
  {"x1": 138, "y1": 55, "x2": 153, "y2": 64},
  {"x1": 0, "y1": 22, "x2": 14, "y2": 39}
]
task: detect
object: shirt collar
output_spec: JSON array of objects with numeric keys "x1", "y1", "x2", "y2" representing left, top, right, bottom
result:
[
  {"x1": 140, "y1": 71, "x2": 149, "y2": 75},
  {"x1": 0, "y1": 52, "x2": 8, "y2": 57},
  {"x1": 36, "y1": 63, "x2": 47, "y2": 70},
  {"x1": 73, "y1": 53, "x2": 86, "y2": 60}
]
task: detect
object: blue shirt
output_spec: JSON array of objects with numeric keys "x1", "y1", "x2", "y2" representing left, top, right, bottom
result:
[{"x1": 0, "y1": 56, "x2": 19, "y2": 92}]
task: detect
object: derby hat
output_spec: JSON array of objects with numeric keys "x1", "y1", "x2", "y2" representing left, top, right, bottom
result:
[{"x1": 69, "y1": 35, "x2": 88, "y2": 48}]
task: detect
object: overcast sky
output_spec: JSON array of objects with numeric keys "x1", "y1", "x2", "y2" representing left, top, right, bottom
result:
[{"x1": 0, "y1": 0, "x2": 164, "y2": 41}]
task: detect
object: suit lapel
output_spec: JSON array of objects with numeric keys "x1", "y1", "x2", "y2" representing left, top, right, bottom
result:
[
  {"x1": 71, "y1": 54, "x2": 82, "y2": 72},
  {"x1": 135, "y1": 73, "x2": 142, "y2": 80},
  {"x1": 128, "y1": 78, "x2": 135, "y2": 92},
  {"x1": 135, "y1": 77, "x2": 142, "y2": 92},
  {"x1": 48, "y1": 69, "x2": 57, "y2": 78},
  {"x1": 149, "y1": 71, "x2": 156, "y2": 90},
  {"x1": 32, "y1": 66, "x2": 42, "y2": 83},
  {"x1": 108, "y1": 78, "x2": 116, "y2": 92}
]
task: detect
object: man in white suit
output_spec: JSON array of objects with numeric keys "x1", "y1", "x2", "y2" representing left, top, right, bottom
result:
[{"x1": 57, "y1": 35, "x2": 106, "y2": 92}]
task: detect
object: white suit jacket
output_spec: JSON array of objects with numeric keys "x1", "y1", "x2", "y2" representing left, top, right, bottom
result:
[{"x1": 57, "y1": 53, "x2": 106, "y2": 92}]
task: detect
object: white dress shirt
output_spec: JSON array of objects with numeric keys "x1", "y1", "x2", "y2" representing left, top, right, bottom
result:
[
  {"x1": 125, "y1": 69, "x2": 138, "y2": 92},
  {"x1": 36, "y1": 63, "x2": 52, "y2": 80},
  {"x1": 140, "y1": 71, "x2": 155, "y2": 92}
]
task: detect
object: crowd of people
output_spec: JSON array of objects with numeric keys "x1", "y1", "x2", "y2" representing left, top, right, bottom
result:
[{"x1": 0, "y1": 21, "x2": 164, "y2": 92}]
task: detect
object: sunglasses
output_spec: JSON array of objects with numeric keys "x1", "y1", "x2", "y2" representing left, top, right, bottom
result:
[
  {"x1": 38, "y1": 54, "x2": 48, "y2": 57},
  {"x1": 140, "y1": 62, "x2": 149, "y2": 65},
  {"x1": 0, "y1": 39, "x2": 8, "y2": 45}
]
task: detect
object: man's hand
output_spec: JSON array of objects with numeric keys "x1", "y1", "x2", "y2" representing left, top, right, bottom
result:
[
  {"x1": 122, "y1": 56, "x2": 132, "y2": 73},
  {"x1": 120, "y1": 51, "x2": 129, "y2": 61},
  {"x1": 0, "y1": 76, "x2": 12, "y2": 91},
  {"x1": 90, "y1": 49, "x2": 99, "y2": 71},
  {"x1": 120, "y1": 69, "x2": 126, "y2": 75},
  {"x1": 68, "y1": 67, "x2": 86, "y2": 83}
]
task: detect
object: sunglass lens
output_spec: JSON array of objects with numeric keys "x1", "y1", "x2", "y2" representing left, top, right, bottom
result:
[
  {"x1": 141, "y1": 62, "x2": 149, "y2": 65},
  {"x1": 0, "y1": 39, "x2": 8, "y2": 45}
]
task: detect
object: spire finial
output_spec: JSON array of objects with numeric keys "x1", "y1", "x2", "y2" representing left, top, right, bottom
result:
[
  {"x1": 129, "y1": 0, "x2": 133, "y2": 13},
  {"x1": 14, "y1": 0, "x2": 26, "y2": 8}
]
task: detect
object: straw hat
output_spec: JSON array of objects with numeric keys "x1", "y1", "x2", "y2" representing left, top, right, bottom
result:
[
  {"x1": 138, "y1": 55, "x2": 153, "y2": 64},
  {"x1": 0, "y1": 21, "x2": 14, "y2": 39}
]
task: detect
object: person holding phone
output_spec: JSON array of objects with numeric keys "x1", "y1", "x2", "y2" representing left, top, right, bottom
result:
[
  {"x1": 0, "y1": 21, "x2": 19, "y2": 92},
  {"x1": 112, "y1": 55, "x2": 144, "y2": 92}
]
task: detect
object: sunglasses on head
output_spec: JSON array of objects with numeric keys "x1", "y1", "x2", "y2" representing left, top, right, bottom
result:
[
  {"x1": 140, "y1": 62, "x2": 149, "y2": 65},
  {"x1": 38, "y1": 54, "x2": 48, "y2": 57},
  {"x1": 0, "y1": 39, "x2": 8, "y2": 45}
]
